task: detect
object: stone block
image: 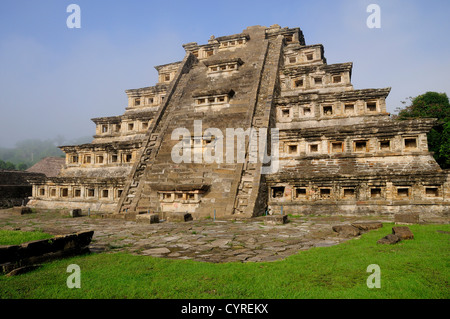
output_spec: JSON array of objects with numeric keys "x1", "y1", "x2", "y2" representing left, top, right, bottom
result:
[
  {"x1": 12, "y1": 206, "x2": 33, "y2": 215},
  {"x1": 123, "y1": 213, "x2": 137, "y2": 221},
  {"x1": 264, "y1": 215, "x2": 289, "y2": 225},
  {"x1": 377, "y1": 234, "x2": 400, "y2": 245},
  {"x1": 0, "y1": 262, "x2": 16, "y2": 274},
  {"x1": 20, "y1": 239, "x2": 54, "y2": 257},
  {"x1": 0, "y1": 245, "x2": 20, "y2": 264},
  {"x1": 332, "y1": 224, "x2": 360, "y2": 237},
  {"x1": 69, "y1": 209, "x2": 82, "y2": 218},
  {"x1": 102, "y1": 213, "x2": 125, "y2": 219},
  {"x1": 75, "y1": 231, "x2": 95, "y2": 247},
  {"x1": 392, "y1": 226, "x2": 414, "y2": 240},
  {"x1": 351, "y1": 221, "x2": 383, "y2": 231},
  {"x1": 141, "y1": 247, "x2": 171, "y2": 255},
  {"x1": 0, "y1": 230, "x2": 94, "y2": 274},
  {"x1": 394, "y1": 213, "x2": 419, "y2": 225},
  {"x1": 136, "y1": 213, "x2": 159, "y2": 224},
  {"x1": 166, "y1": 212, "x2": 193, "y2": 222},
  {"x1": 5, "y1": 265, "x2": 41, "y2": 277}
]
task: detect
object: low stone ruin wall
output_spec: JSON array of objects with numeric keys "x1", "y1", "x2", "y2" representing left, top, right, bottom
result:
[
  {"x1": 0, "y1": 230, "x2": 94, "y2": 274},
  {"x1": 0, "y1": 170, "x2": 45, "y2": 208},
  {"x1": 0, "y1": 185, "x2": 31, "y2": 208},
  {"x1": 268, "y1": 202, "x2": 450, "y2": 218}
]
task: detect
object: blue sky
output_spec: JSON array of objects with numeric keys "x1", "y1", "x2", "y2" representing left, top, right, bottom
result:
[{"x1": 0, "y1": 0, "x2": 449, "y2": 147}]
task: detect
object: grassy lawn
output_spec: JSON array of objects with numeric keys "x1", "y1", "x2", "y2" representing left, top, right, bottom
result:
[
  {"x1": 0, "y1": 223, "x2": 448, "y2": 299},
  {"x1": 0, "y1": 230, "x2": 53, "y2": 246}
]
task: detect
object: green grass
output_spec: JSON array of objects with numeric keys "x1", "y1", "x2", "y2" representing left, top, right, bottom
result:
[
  {"x1": 0, "y1": 230, "x2": 53, "y2": 246},
  {"x1": 0, "y1": 223, "x2": 448, "y2": 299}
]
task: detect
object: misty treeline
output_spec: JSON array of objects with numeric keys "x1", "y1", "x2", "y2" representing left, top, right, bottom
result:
[{"x1": 0, "y1": 136, "x2": 92, "y2": 171}]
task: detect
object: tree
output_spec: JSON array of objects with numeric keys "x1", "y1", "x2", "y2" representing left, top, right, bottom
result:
[
  {"x1": 0, "y1": 159, "x2": 16, "y2": 170},
  {"x1": 17, "y1": 163, "x2": 28, "y2": 171},
  {"x1": 395, "y1": 91, "x2": 450, "y2": 169}
]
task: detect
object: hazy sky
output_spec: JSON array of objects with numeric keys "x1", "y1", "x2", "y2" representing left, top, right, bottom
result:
[{"x1": 0, "y1": 0, "x2": 449, "y2": 148}]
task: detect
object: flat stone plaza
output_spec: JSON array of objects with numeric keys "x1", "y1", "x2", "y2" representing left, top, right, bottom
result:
[{"x1": 0, "y1": 209, "x2": 400, "y2": 263}]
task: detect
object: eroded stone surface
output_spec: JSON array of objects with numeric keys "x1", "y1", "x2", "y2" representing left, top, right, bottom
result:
[
  {"x1": 394, "y1": 213, "x2": 419, "y2": 225},
  {"x1": 377, "y1": 234, "x2": 400, "y2": 245},
  {"x1": 392, "y1": 226, "x2": 414, "y2": 240},
  {"x1": 351, "y1": 221, "x2": 383, "y2": 231},
  {"x1": 332, "y1": 224, "x2": 361, "y2": 238}
]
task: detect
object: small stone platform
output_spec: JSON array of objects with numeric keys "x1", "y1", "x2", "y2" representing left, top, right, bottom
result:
[
  {"x1": 264, "y1": 215, "x2": 289, "y2": 225},
  {"x1": 135, "y1": 213, "x2": 159, "y2": 224}
]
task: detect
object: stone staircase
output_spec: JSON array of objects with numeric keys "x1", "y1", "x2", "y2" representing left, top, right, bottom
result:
[
  {"x1": 116, "y1": 26, "x2": 285, "y2": 219},
  {"x1": 116, "y1": 53, "x2": 197, "y2": 214},
  {"x1": 232, "y1": 36, "x2": 284, "y2": 217}
]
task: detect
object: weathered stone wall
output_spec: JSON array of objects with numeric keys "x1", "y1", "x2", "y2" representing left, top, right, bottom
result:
[
  {"x1": 0, "y1": 231, "x2": 94, "y2": 274},
  {"x1": 27, "y1": 176, "x2": 124, "y2": 213},
  {"x1": 268, "y1": 24, "x2": 450, "y2": 217},
  {"x1": 0, "y1": 185, "x2": 31, "y2": 208},
  {"x1": 0, "y1": 171, "x2": 44, "y2": 208}
]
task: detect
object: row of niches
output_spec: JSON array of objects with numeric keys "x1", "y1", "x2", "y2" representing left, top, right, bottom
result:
[
  {"x1": 218, "y1": 37, "x2": 247, "y2": 50},
  {"x1": 280, "y1": 135, "x2": 425, "y2": 156},
  {"x1": 277, "y1": 99, "x2": 384, "y2": 120},
  {"x1": 186, "y1": 36, "x2": 248, "y2": 60},
  {"x1": 66, "y1": 151, "x2": 136, "y2": 166},
  {"x1": 269, "y1": 184, "x2": 445, "y2": 202},
  {"x1": 195, "y1": 94, "x2": 231, "y2": 106},
  {"x1": 32, "y1": 185, "x2": 123, "y2": 201},
  {"x1": 129, "y1": 94, "x2": 166, "y2": 108},
  {"x1": 191, "y1": 48, "x2": 214, "y2": 59},
  {"x1": 96, "y1": 120, "x2": 152, "y2": 136},
  {"x1": 207, "y1": 61, "x2": 241, "y2": 74},
  {"x1": 158, "y1": 191, "x2": 201, "y2": 203},
  {"x1": 280, "y1": 135, "x2": 427, "y2": 157},
  {"x1": 284, "y1": 48, "x2": 321, "y2": 65},
  {"x1": 281, "y1": 72, "x2": 351, "y2": 91},
  {"x1": 158, "y1": 72, "x2": 176, "y2": 84}
]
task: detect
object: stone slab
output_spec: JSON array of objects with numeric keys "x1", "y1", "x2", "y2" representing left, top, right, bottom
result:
[
  {"x1": 392, "y1": 226, "x2": 414, "y2": 240},
  {"x1": 166, "y1": 212, "x2": 193, "y2": 222},
  {"x1": 394, "y1": 213, "x2": 419, "y2": 225},
  {"x1": 332, "y1": 224, "x2": 360, "y2": 237},
  {"x1": 210, "y1": 239, "x2": 231, "y2": 247},
  {"x1": 0, "y1": 230, "x2": 94, "y2": 273},
  {"x1": 12, "y1": 206, "x2": 33, "y2": 215},
  {"x1": 135, "y1": 213, "x2": 159, "y2": 224},
  {"x1": 124, "y1": 213, "x2": 138, "y2": 221},
  {"x1": 264, "y1": 215, "x2": 289, "y2": 225},
  {"x1": 5, "y1": 264, "x2": 41, "y2": 277},
  {"x1": 351, "y1": 221, "x2": 383, "y2": 231},
  {"x1": 377, "y1": 234, "x2": 400, "y2": 245},
  {"x1": 70, "y1": 209, "x2": 82, "y2": 218},
  {"x1": 141, "y1": 247, "x2": 171, "y2": 255}
]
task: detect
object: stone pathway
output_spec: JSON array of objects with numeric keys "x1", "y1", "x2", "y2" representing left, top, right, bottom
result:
[{"x1": 0, "y1": 209, "x2": 391, "y2": 263}]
